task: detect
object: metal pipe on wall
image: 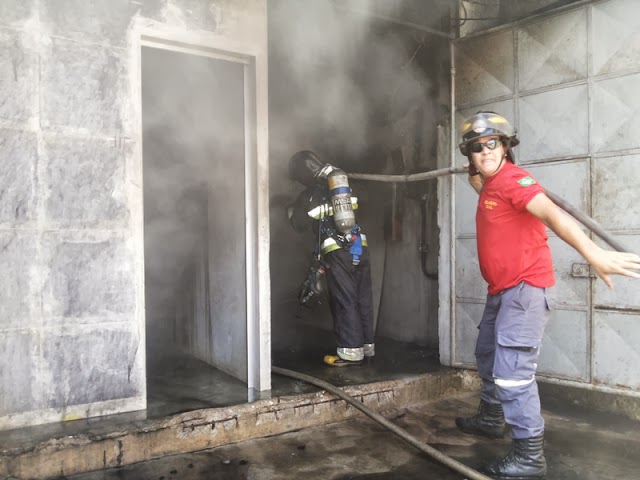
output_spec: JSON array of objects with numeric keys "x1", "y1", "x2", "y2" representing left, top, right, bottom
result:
[{"x1": 448, "y1": 13, "x2": 458, "y2": 368}]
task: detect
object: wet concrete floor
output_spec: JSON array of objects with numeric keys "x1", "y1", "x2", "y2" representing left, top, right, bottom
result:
[
  {"x1": 64, "y1": 390, "x2": 640, "y2": 480},
  {"x1": 148, "y1": 330, "x2": 444, "y2": 418}
]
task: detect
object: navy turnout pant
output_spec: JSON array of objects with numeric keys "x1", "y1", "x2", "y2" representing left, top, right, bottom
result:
[
  {"x1": 476, "y1": 282, "x2": 553, "y2": 439},
  {"x1": 324, "y1": 247, "x2": 375, "y2": 349}
]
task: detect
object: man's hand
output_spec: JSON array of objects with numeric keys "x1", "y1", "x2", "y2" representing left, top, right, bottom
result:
[
  {"x1": 587, "y1": 249, "x2": 640, "y2": 289},
  {"x1": 464, "y1": 163, "x2": 484, "y2": 194}
]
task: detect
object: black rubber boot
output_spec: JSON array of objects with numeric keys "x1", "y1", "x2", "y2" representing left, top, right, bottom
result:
[
  {"x1": 455, "y1": 400, "x2": 506, "y2": 439},
  {"x1": 483, "y1": 435, "x2": 547, "y2": 480}
]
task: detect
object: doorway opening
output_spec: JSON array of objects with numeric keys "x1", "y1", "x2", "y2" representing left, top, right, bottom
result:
[{"x1": 141, "y1": 45, "x2": 249, "y2": 417}]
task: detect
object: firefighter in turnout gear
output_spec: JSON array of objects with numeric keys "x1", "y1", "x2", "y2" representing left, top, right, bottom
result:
[
  {"x1": 287, "y1": 150, "x2": 375, "y2": 367},
  {"x1": 457, "y1": 112, "x2": 640, "y2": 480}
]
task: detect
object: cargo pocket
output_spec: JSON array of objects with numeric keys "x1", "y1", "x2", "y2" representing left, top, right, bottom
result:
[
  {"x1": 494, "y1": 331, "x2": 541, "y2": 381},
  {"x1": 498, "y1": 332, "x2": 541, "y2": 349}
]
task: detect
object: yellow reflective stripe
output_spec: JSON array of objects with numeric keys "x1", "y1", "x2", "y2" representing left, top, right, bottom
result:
[
  {"x1": 321, "y1": 237, "x2": 336, "y2": 249},
  {"x1": 322, "y1": 244, "x2": 341, "y2": 254},
  {"x1": 308, "y1": 203, "x2": 331, "y2": 219},
  {"x1": 321, "y1": 238, "x2": 341, "y2": 255}
]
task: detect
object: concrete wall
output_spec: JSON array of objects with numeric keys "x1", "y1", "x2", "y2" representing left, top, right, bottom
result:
[{"x1": 0, "y1": 0, "x2": 269, "y2": 431}]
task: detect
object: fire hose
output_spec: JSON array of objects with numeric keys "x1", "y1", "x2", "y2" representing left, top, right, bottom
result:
[
  {"x1": 348, "y1": 166, "x2": 631, "y2": 253},
  {"x1": 272, "y1": 366, "x2": 492, "y2": 480}
]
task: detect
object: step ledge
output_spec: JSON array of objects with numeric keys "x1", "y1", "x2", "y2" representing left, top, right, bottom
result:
[{"x1": 0, "y1": 370, "x2": 480, "y2": 479}]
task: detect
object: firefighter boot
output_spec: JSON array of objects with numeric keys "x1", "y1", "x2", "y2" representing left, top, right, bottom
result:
[
  {"x1": 455, "y1": 400, "x2": 506, "y2": 439},
  {"x1": 323, "y1": 355, "x2": 362, "y2": 367},
  {"x1": 324, "y1": 347, "x2": 364, "y2": 367},
  {"x1": 483, "y1": 435, "x2": 546, "y2": 480}
]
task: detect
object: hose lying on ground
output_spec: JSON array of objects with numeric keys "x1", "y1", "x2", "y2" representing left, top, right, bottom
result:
[
  {"x1": 349, "y1": 167, "x2": 632, "y2": 253},
  {"x1": 272, "y1": 366, "x2": 492, "y2": 480}
]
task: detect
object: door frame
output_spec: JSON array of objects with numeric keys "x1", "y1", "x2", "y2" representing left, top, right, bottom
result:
[{"x1": 131, "y1": 21, "x2": 271, "y2": 393}]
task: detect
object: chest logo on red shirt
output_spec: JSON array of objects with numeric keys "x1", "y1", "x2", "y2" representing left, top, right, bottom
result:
[
  {"x1": 484, "y1": 200, "x2": 498, "y2": 210},
  {"x1": 517, "y1": 176, "x2": 536, "y2": 187}
]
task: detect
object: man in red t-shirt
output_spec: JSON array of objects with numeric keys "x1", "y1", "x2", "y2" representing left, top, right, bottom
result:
[{"x1": 455, "y1": 112, "x2": 640, "y2": 480}]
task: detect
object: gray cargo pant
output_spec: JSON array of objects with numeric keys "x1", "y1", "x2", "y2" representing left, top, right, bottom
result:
[{"x1": 475, "y1": 282, "x2": 553, "y2": 439}]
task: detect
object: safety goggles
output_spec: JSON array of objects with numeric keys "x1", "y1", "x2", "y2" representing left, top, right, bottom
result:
[{"x1": 470, "y1": 138, "x2": 502, "y2": 153}]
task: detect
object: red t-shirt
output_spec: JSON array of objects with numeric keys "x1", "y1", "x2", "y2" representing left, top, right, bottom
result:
[{"x1": 476, "y1": 162, "x2": 555, "y2": 294}]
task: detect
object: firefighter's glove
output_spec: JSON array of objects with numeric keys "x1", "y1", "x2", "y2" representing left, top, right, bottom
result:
[{"x1": 298, "y1": 260, "x2": 327, "y2": 308}]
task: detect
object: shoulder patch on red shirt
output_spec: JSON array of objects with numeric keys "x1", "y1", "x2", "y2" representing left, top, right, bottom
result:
[{"x1": 517, "y1": 176, "x2": 536, "y2": 187}]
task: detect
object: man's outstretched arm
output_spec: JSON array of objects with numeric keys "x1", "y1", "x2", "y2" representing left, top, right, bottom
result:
[{"x1": 526, "y1": 192, "x2": 640, "y2": 288}]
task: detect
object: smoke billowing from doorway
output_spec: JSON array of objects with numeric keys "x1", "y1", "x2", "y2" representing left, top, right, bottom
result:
[
  {"x1": 268, "y1": 0, "x2": 450, "y2": 344},
  {"x1": 142, "y1": 48, "x2": 247, "y2": 371}
]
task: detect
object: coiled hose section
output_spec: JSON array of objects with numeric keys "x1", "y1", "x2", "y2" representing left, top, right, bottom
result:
[{"x1": 272, "y1": 366, "x2": 492, "y2": 480}]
